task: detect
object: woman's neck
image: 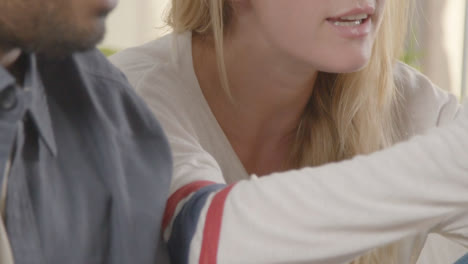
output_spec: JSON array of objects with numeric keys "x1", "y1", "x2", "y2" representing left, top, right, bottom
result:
[{"x1": 193, "y1": 28, "x2": 317, "y2": 175}]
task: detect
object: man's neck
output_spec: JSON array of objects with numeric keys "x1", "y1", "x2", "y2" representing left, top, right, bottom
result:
[
  {"x1": 0, "y1": 48, "x2": 22, "y2": 69},
  {"x1": 0, "y1": 48, "x2": 26, "y2": 85}
]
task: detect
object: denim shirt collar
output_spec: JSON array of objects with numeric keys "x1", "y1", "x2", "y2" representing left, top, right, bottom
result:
[{"x1": 0, "y1": 54, "x2": 57, "y2": 155}]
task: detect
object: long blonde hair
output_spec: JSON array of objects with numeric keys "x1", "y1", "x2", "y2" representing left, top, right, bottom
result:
[{"x1": 168, "y1": 0, "x2": 410, "y2": 263}]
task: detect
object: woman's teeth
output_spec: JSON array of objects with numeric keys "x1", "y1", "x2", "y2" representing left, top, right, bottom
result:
[{"x1": 331, "y1": 14, "x2": 369, "y2": 26}]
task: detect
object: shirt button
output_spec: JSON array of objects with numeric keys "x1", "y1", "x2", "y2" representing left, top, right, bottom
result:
[{"x1": 0, "y1": 86, "x2": 17, "y2": 110}]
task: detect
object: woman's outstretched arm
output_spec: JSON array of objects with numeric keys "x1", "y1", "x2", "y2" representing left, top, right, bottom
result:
[{"x1": 161, "y1": 102, "x2": 468, "y2": 264}]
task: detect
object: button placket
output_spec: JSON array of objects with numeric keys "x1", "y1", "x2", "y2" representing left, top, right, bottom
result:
[
  {"x1": 0, "y1": 85, "x2": 27, "y2": 193},
  {"x1": 0, "y1": 85, "x2": 17, "y2": 111}
]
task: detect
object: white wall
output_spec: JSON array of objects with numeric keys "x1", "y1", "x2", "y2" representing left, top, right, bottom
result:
[
  {"x1": 101, "y1": 0, "x2": 170, "y2": 50},
  {"x1": 413, "y1": 0, "x2": 466, "y2": 97},
  {"x1": 443, "y1": 0, "x2": 466, "y2": 97}
]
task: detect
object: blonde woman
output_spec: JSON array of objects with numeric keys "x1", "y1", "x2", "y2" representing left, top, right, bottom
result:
[{"x1": 111, "y1": 0, "x2": 468, "y2": 263}]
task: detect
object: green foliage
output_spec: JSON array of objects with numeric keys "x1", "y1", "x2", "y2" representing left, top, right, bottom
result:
[
  {"x1": 401, "y1": 49, "x2": 422, "y2": 70},
  {"x1": 400, "y1": 33, "x2": 422, "y2": 70},
  {"x1": 99, "y1": 47, "x2": 118, "y2": 57}
]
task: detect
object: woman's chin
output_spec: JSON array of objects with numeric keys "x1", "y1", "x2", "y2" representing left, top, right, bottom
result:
[{"x1": 320, "y1": 59, "x2": 370, "y2": 74}]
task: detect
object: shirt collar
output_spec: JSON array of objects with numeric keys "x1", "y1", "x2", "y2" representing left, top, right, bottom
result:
[
  {"x1": 26, "y1": 55, "x2": 57, "y2": 156},
  {"x1": 0, "y1": 54, "x2": 58, "y2": 156},
  {"x1": 0, "y1": 63, "x2": 16, "y2": 93}
]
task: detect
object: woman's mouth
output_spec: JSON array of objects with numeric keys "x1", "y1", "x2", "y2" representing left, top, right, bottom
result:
[
  {"x1": 326, "y1": 14, "x2": 370, "y2": 27},
  {"x1": 326, "y1": 10, "x2": 373, "y2": 38}
]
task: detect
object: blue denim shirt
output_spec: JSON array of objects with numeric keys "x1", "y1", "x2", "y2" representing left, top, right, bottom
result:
[
  {"x1": 455, "y1": 253, "x2": 468, "y2": 264},
  {"x1": 0, "y1": 50, "x2": 172, "y2": 264}
]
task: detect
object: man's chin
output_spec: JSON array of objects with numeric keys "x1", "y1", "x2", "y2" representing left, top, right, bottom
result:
[{"x1": 34, "y1": 26, "x2": 106, "y2": 58}]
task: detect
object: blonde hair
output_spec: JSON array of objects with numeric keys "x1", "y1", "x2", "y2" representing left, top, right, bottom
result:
[{"x1": 168, "y1": 0, "x2": 410, "y2": 263}]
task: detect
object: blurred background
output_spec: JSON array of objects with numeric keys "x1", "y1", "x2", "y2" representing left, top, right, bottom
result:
[{"x1": 101, "y1": 0, "x2": 468, "y2": 101}]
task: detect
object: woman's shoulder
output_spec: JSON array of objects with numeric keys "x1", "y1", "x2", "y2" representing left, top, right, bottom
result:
[
  {"x1": 110, "y1": 32, "x2": 193, "y2": 92},
  {"x1": 110, "y1": 32, "x2": 199, "y2": 112},
  {"x1": 393, "y1": 61, "x2": 462, "y2": 135},
  {"x1": 110, "y1": 33, "x2": 172, "y2": 81},
  {"x1": 110, "y1": 31, "x2": 210, "y2": 133}
]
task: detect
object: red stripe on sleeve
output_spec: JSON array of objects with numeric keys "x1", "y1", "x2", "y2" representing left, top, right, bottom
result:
[
  {"x1": 199, "y1": 184, "x2": 236, "y2": 264},
  {"x1": 162, "y1": 180, "x2": 216, "y2": 231}
]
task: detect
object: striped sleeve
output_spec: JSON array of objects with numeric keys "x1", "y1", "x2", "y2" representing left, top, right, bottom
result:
[{"x1": 163, "y1": 180, "x2": 235, "y2": 264}]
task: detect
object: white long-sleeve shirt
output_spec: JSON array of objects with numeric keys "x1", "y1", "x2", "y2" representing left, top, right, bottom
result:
[{"x1": 111, "y1": 32, "x2": 468, "y2": 264}]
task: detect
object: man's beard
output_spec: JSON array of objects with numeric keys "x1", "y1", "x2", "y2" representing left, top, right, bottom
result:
[
  {"x1": 0, "y1": 8, "x2": 107, "y2": 58},
  {"x1": 35, "y1": 20, "x2": 106, "y2": 57}
]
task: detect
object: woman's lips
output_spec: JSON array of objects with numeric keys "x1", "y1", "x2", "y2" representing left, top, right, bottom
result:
[
  {"x1": 326, "y1": 7, "x2": 375, "y2": 39},
  {"x1": 327, "y1": 14, "x2": 370, "y2": 26}
]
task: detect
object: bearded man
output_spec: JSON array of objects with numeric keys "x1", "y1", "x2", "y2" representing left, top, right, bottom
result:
[{"x1": 0, "y1": 0, "x2": 172, "y2": 263}]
